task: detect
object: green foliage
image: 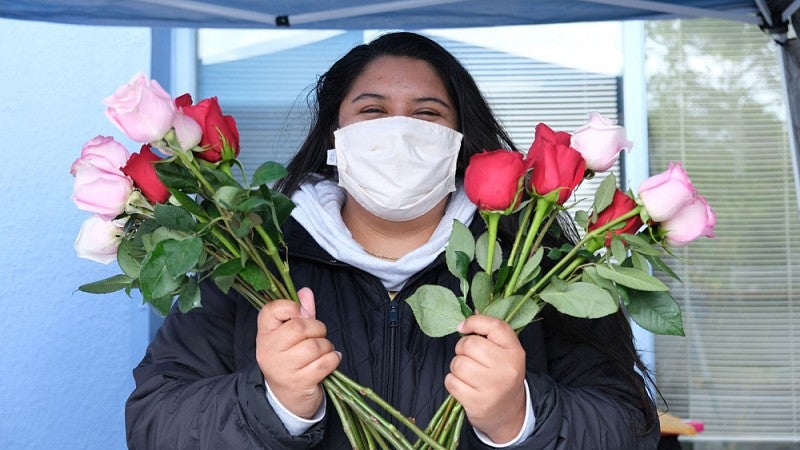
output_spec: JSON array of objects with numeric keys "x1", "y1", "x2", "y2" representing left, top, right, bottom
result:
[{"x1": 406, "y1": 285, "x2": 468, "y2": 337}]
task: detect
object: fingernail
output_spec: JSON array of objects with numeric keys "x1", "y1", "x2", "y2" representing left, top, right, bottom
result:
[
  {"x1": 456, "y1": 320, "x2": 465, "y2": 333},
  {"x1": 335, "y1": 351, "x2": 343, "y2": 359}
]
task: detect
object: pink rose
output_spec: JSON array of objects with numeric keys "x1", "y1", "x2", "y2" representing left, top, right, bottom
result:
[
  {"x1": 78, "y1": 135, "x2": 130, "y2": 170},
  {"x1": 637, "y1": 162, "x2": 697, "y2": 222},
  {"x1": 103, "y1": 72, "x2": 176, "y2": 143},
  {"x1": 570, "y1": 112, "x2": 632, "y2": 172},
  {"x1": 74, "y1": 216, "x2": 126, "y2": 264},
  {"x1": 662, "y1": 195, "x2": 716, "y2": 247},
  {"x1": 171, "y1": 110, "x2": 203, "y2": 152},
  {"x1": 71, "y1": 137, "x2": 134, "y2": 219},
  {"x1": 464, "y1": 149, "x2": 526, "y2": 211}
]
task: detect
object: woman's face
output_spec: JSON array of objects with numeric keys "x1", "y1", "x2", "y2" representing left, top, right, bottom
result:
[{"x1": 337, "y1": 56, "x2": 458, "y2": 130}]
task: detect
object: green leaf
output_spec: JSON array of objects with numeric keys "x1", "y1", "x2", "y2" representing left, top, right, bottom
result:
[
  {"x1": 78, "y1": 274, "x2": 132, "y2": 294},
  {"x1": 625, "y1": 289, "x2": 685, "y2": 336},
  {"x1": 252, "y1": 161, "x2": 288, "y2": 186},
  {"x1": 475, "y1": 232, "x2": 502, "y2": 273},
  {"x1": 240, "y1": 261, "x2": 273, "y2": 292},
  {"x1": 516, "y1": 247, "x2": 544, "y2": 290},
  {"x1": 177, "y1": 277, "x2": 202, "y2": 313},
  {"x1": 213, "y1": 185, "x2": 246, "y2": 209},
  {"x1": 237, "y1": 197, "x2": 270, "y2": 212},
  {"x1": 470, "y1": 271, "x2": 492, "y2": 313},
  {"x1": 645, "y1": 254, "x2": 681, "y2": 281},
  {"x1": 154, "y1": 162, "x2": 198, "y2": 191},
  {"x1": 162, "y1": 237, "x2": 203, "y2": 278},
  {"x1": 593, "y1": 173, "x2": 617, "y2": 215},
  {"x1": 595, "y1": 264, "x2": 669, "y2": 291},
  {"x1": 619, "y1": 233, "x2": 661, "y2": 256},
  {"x1": 155, "y1": 203, "x2": 197, "y2": 232},
  {"x1": 446, "y1": 220, "x2": 475, "y2": 279},
  {"x1": 483, "y1": 295, "x2": 541, "y2": 330},
  {"x1": 147, "y1": 294, "x2": 174, "y2": 317},
  {"x1": 117, "y1": 238, "x2": 144, "y2": 279},
  {"x1": 574, "y1": 210, "x2": 589, "y2": 229},
  {"x1": 610, "y1": 237, "x2": 627, "y2": 264},
  {"x1": 139, "y1": 241, "x2": 183, "y2": 300},
  {"x1": 581, "y1": 266, "x2": 619, "y2": 298},
  {"x1": 540, "y1": 281, "x2": 619, "y2": 318},
  {"x1": 168, "y1": 188, "x2": 208, "y2": 219},
  {"x1": 141, "y1": 226, "x2": 187, "y2": 253},
  {"x1": 631, "y1": 252, "x2": 650, "y2": 272},
  {"x1": 405, "y1": 285, "x2": 467, "y2": 337}
]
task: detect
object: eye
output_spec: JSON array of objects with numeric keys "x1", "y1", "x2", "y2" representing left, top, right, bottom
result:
[{"x1": 360, "y1": 106, "x2": 386, "y2": 115}]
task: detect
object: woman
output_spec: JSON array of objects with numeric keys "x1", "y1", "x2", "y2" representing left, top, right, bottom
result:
[{"x1": 126, "y1": 32, "x2": 659, "y2": 449}]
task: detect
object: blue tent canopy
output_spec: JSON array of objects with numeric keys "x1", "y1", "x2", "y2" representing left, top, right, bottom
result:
[{"x1": 0, "y1": 0, "x2": 788, "y2": 30}]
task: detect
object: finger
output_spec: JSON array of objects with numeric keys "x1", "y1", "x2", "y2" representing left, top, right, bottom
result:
[
  {"x1": 298, "y1": 287, "x2": 316, "y2": 319},
  {"x1": 444, "y1": 372, "x2": 479, "y2": 404},
  {"x1": 457, "y1": 314, "x2": 519, "y2": 349},
  {"x1": 284, "y1": 337, "x2": 337, "y2": 370},
  {"x1": 296, "y1": 349, "x2": 342, "y2": 384},
  {"x1": 454, "y1": 334, "x2": 497, "y2": 368},
  {"x1": 448, "y1": 354, "x2": 484, "y2": 390},
  {"x1": 258, "y1": 300, "x2": 303, "y2": 333}
]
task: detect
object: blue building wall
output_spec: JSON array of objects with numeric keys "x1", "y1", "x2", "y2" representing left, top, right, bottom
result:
[{"x1": 0, "y1": 18, "x2": 153, "y2": 449}]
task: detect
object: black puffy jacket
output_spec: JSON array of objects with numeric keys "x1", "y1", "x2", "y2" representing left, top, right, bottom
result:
[{"x1": 126, "y1": 216, "x2": 659, "y2": 449}]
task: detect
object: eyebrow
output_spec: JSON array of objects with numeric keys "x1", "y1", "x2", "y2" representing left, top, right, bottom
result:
[{"x1": 350, "y1": 92, "x2": 451, "y2": 109}]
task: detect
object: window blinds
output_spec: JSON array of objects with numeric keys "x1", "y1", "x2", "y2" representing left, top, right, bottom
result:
[{"x1": 647, "y1": 18, "x2": 800, "y2": 445}]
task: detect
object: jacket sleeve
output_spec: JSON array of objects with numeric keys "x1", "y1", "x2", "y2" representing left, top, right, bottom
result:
[
  {"x1": 125, "y1": 282, "x2": 326, "y2": 449},
  {"x1": 464, "y1": 310, "x2": 660, "y2": 450}
]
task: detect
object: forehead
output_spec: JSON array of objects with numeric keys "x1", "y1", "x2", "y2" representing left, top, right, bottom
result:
[{"x1": 346, "y1": 56, "x2": 448, "y2": 98}]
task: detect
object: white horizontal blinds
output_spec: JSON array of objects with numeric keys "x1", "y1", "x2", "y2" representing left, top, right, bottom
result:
[
  {"x1": 198, "y1": 30, "x2": 365, "y2": 178},
  {"x1": 435, "y1": 37, "x2": 622, "y2": 207},
  {"x1": 647, "y1": 18, "x2": 800, "y2": 444}
]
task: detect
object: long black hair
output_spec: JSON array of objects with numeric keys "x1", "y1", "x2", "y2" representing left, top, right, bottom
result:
[{"x1": 275, "y1": 31, "x2": 516, "y2": 195}]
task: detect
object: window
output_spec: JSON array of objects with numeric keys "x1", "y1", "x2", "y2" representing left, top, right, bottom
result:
[{"x1": 647, "y1": 18, "x2": 800, "y2": 447}]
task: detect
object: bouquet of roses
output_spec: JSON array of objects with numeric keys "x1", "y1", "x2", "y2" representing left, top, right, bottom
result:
[
  {"x1": 71, "y1": 72, "x2": 446, "y2": 449},
  {"x1": 405, "y1": 114, "x2": 716, "y2": 448}
]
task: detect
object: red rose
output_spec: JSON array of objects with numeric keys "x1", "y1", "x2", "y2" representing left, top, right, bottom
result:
[
  {"x1": 588, "y1": 189, "x2": 644, "y2": 246},
  {"x1": 524, "y1": 122, "x2": 572, "y2": 170},
  {"x1": 180, "y1": 96, "x2": 240, "y2": 162},
  {"x1": 525, "y1": 139, "x2": 585, "y2": 205},
  {"x1": 122, "y1": 144, "x2": 170, "y2": 203},
  {"x1": 464, "y1": 150, "x2": 526, "y2": 211}
]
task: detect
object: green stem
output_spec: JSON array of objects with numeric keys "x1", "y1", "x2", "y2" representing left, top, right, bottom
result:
[
  {"x1": 327, "y1": 382, "x2": 366, "y2": 450},
  {"x1": 323, "y1": 376, "x2": 416, "y2": 450},
  {"x1": 505, "y1": 205, "x2": 643, "y2": 323},
  {"x1": 254, "y1": 226, "x2": 299, "y2": 302},
  {"x1": 483, "y1": 212, "x2": 501, "y2": 280},
  {"x1": 506, "y1": 201, "x2": 535, "y2": 270},
  {"x1": 503, "y1": 198, "x2": 554, "y2": 298},
  {"x1": 329, "y1": 371, "x2": 444, "y2": 450}
]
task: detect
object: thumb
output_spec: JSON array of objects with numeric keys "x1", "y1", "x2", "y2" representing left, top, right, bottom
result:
[{"x1": 298, "y1": 287, "x2": 316, "y2": 319}]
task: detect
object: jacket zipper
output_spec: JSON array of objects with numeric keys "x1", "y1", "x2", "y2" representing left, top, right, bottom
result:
[{"x1": 384, "y1": 298, "x2": 400, "y2": 415}]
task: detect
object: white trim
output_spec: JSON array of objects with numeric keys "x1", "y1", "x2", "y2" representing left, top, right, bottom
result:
[
  {"x1": 289, "y1": 0, "x2": 468, "y2": 26},
  {"x1": 581, "y1": 0, "x2": 759, "y2": 24}
]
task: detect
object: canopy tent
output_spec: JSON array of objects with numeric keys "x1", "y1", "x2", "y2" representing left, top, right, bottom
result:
[{"x1": 0, "y1": 0, "x2": 774, "y2": 29}]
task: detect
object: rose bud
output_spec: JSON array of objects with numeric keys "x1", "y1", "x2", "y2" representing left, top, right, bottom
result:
[
  {"x1": 180, "y1": 96, "x2": 240, "y2": 162},
  {"x1": 588, "y1": 189, "x2": 644, "y2": 246},
  {"x1": 661, "y1": 195, "x2": 716, "y2": 247},
  {"x1": 638, "y1": 162, "x2": 697, "y2": 222},
  {"x1": 464, "y1": 150, "x2": 526, "y2": 211},
  {"x1": 122, "y1": 144, "x2": 170, "y2": 204},
  {"x1": 74, "y1": 215, "x2": 126, "y2": 264},
  {"x1": 570, "y1": 112, "x2": 633, "y2": 172},
  {"x1": 103, "y1": 72, "x2": 176, "y2": 143},
  {"x1": 526, "y1": 139, "x2": 586, "y2": 205}
]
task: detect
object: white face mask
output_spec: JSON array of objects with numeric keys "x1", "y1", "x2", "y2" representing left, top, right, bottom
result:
[{"x1": 328, "y1": 116, "x2": 463, "y2": 221}]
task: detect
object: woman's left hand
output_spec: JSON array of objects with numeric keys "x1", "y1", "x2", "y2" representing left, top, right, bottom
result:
[{"x1": 445, "y1": 314, "x2": 527, "y2": 443}]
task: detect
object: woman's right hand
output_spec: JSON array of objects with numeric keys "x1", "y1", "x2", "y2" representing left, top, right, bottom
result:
[{"x1": 256, "y1": 287, "x2": 340, "y2": 419}]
